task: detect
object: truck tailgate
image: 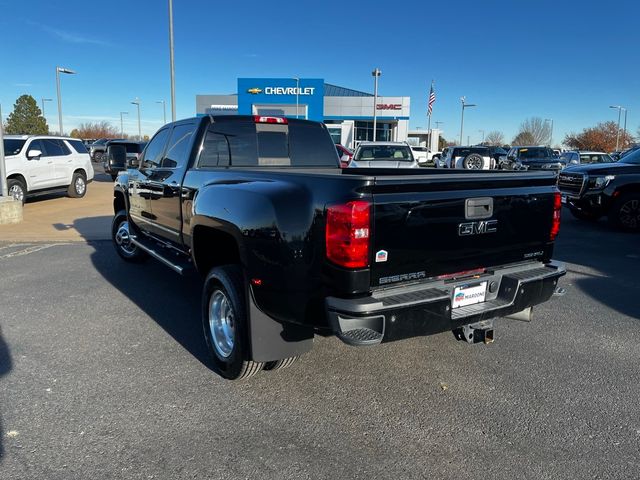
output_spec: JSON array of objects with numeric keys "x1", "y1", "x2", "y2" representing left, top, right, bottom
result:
[{"x1": 369, "y1": 172, "x2": 558, "y2": 288}]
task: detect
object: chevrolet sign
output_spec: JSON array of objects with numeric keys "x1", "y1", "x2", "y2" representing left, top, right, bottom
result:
[{"x1": 263, "y1": 87, "x2": 315, "y2": 95}]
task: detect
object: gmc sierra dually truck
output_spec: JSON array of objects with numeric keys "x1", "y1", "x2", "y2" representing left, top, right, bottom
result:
[{"x1": 112, "y1": 115, "x2": 565, "y2": 380}]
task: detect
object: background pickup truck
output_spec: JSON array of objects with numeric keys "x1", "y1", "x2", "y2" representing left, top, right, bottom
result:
[{"x1": 112, "y1": 115, "x2": 565, "y2": 380}]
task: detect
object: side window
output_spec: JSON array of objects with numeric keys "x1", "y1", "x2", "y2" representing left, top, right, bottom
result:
[
  {"x1": 27, "y1": 139, "x2": 45, "y2": 156},
  {"x1": 161, "y1": 124, "x2": 197, "y2": 169},
  {"x1": 140, "y1": 128, "x2": 170, "y2": 169},
  {"x1": 68, "y1": 139, "x2": 88, "y2": 154},
  {"x1": 42, "y1": 139, "x2": 71, "y2": 156},
  {"x1": 199, "y1": 131, "x2": 231, "y2": 167}
]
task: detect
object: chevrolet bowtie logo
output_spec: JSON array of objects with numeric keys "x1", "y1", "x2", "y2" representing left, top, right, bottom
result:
[{"x1": 247, "y1": 88, "x2": 262, "y2": 94}]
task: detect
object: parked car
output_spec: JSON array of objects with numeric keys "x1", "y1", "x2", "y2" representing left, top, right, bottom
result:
[
  {"x1": 560, "y1": 151, "x2": 614, "y2": 166},
  {"x1": 438, "y1": 146, "x2": 506, "y2": 170},
  {"x1": 410, "y1": 145, "x2": 429, "y2": 164},
  {"x1": 112, "y1": 114, "x2": 565, "y2": 380},
  {"x1": 89, "y1": 137, "x2": 124, "y2": 162},
  {"x1": 103, "y1": 140, "x2": 147, "y2": 181},
  {"x1": 3, "y1": 135, "x2": 94, "y2": 203},
  {"x1": 506, "y1": 146, "x2": 565, "y2": 171},
  {"x1": 335, "y1": 144, "x2": 353, "y2": 168},
  {"x1": 349, "y1": 142, "x2": 419, "y2": 168},
  {"x1": 558, "y1": 148, "x2": 640, "y2": 231}
]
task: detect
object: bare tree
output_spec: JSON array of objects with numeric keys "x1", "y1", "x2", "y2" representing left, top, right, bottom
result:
[
  {"x1": 69, "y1": 121, "x2": 120, "y2": 139},
  {"x1": 484, "y1": 131, "x2": 505, "y2": 146},
  {"x1": 513, "y1": 117, "x2": 551, "y2": 145},
  {"x1": 512, "y1": 131, "x2": 536, "y2": 146}
]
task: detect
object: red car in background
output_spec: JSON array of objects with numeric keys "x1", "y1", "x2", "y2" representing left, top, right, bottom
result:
[{"x1": 336, "y1": 144, "x2": 353, "y2": 168}]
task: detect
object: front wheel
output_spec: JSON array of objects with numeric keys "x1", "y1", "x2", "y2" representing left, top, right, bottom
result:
[
  {"x1": 202, "y1": 265, "x2": 264, "y2": 380},
  {"x1": 463, "y1": 153, "x2": 485, "y2": 170},
  {"x1": 608, "y1": 193, "x2": 640, "y2": 232},
  {"x1": 7, "y1": 178, "x2": 26, "y2": 204},
  {"x1": 112, "y1": 210, "x2": 147, "y2": 262}
]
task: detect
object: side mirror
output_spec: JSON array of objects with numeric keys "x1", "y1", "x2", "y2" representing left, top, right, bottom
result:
[
  {"x1": 27, "y1": 149, "x2": 42, "y2": 159},
  {"x1": 128, "y1": 158, "x2": 140, "y2": 168}
]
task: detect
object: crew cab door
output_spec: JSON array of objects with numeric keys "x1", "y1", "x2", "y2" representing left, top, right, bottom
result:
[
  {"x1": 128, "y1": 127, "x2": 171, "y2": 234},
  {"x1": 143, "y1": 121, "x2": 197, "y2": 243}
]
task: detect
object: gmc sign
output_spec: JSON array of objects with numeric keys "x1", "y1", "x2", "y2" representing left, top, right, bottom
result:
[{"x1": 376, "y1": 104, "x2": 402, "y2": 110}]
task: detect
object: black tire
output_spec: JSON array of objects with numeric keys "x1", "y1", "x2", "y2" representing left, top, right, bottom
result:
[
  {"x1": 569, "y1": 207, "x2": 601, "y2": 222},
  {"x1": 463, "y1": 153, "x2": 485, "y2": 170},
  {"x1": 608, "y1": 193, "x2": 640, "y2": 232},
  {"x1": 111, "y1": 174, "x2": 118, "y2": 182},
  {"x1": 264, "y1": 356, "x2": 299, "y2": 371},
  {"x1": 67, "y1": 172, "x2": 87, "y2": 198},
  {"x1": 7, "y1": 178, "x2": 26, "y2": 205},
  {"x1": 93, "y1": 151, "x2": 103, "y2": 162},
  {"x1": 112, "y1": 210, "x2": 148, "y2": 262},
  {"x1": 202, "y1": 265, "x2": 264, "y2": 380}
]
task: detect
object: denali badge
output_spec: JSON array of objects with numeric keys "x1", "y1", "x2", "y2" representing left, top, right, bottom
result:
[{"x1": 458, "y1": 220, "x2": 498, "y2": 236}]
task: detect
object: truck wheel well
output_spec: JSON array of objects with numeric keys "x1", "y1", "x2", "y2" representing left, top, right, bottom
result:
[
  {"x1": 73, "y1": 168, "x2": 87, "y2": 178},
  {"x1": 113, "y1": 191, "x2": 126, "y2": 214},
  {"x1": 616, "y1": 184, "x2": 640, "y2": 196},
  {"x1": 8, "y1": 173, "x2": 27, "y2": 186},
  {"x1": 192, "y1": 226, "x2": 241, "y2": 274}
]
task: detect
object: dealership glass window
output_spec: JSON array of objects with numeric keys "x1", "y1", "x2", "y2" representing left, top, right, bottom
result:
[
  {"x1": 327, "y1": 127, "x2": 342, "y2": 144},
  {"x1": 354, "y1": 121, "x2": 393, "y2": 142}
]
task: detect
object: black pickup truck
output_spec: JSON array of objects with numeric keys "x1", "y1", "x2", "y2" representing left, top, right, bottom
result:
[
  {"x1": 112, "y1": 115, "x2": 565, "y2": 380},
  {"x1": 558, "y1": 149, "x2": 640, "y2": 230}
]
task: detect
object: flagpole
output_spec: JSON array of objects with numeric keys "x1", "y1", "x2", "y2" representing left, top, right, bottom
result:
[{"x1": 427, "y1": 80, "x2": 434, "y2": 152}]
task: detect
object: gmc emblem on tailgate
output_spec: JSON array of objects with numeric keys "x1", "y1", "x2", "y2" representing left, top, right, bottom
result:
[{"x1": 458, "y1": 220, "x2": 498, "y2": 236}]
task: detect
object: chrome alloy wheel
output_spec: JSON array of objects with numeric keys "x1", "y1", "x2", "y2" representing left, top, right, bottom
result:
[
  {"x1": 114, "y1": 220, "x2": 136, "y2": 256},
  {"x1": 75, "y1": 176, "x2": 86, "y2": 195},
  {"x1": 467, "y1": 157, "x2": 483, "y2": 169},
  {"x1": 209, "y1": 290, "x2": 235, "y2": 358},
  {"x1": 9, "y1": 184, "x2": 24, "y2": 202}
]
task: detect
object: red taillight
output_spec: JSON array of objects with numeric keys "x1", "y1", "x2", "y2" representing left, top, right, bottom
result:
[
  {"x1": 326, "y1": 200, "x2": 371, "y2": 269},
  {"x1": 550, "y1": 191, "x2": 561, "y2": 241},
  {"x1": 253, "y1": 115, "x2": 288, "y2": 124}
]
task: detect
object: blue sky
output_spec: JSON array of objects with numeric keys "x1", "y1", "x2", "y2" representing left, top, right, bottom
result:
[{"x1": 1, "y1": 0, "x2": 638, "y2": 144}]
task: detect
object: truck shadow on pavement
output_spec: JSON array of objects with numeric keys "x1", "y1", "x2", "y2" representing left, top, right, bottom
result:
[
  {"x1": 76, "y1": 217, "x2": 210, "y2": 367},
  {"x1": 0, "y1": 327, "x2": 13, "y2": 458},
  {"x1": 555, "y1": 212, "x2": 640, "y2": 320}
]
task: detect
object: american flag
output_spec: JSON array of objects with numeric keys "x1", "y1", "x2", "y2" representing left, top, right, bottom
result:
[{"x1": 428, "y1": 81, "x2": 436, "y2": 117}]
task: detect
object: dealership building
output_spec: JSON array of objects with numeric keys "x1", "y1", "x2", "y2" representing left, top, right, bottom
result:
[{"x1": 196, "y1": 78, "x2": 410, "y2": 149}]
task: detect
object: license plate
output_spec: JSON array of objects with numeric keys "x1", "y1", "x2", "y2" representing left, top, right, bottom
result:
[
  {"x1": 452, "y1": 281, "x2": 487, "y2": 309},
  {"x1": 561, "y1": 195, "x2": 567, "y2": 204}
]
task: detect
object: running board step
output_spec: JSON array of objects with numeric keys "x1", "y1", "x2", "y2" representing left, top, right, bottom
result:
[
  {"x1": 130, "y1": 235, "x2": 195, "y2": 276},
  {"x1": 337, "y1": 327, "x2": 383, "y2": 346}
]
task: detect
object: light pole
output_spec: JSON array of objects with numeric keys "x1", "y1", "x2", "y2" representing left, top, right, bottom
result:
[
  {"x1": 544, "y1": 118, "x2": 554, "y2": 146},
  {"x1": 623, "y1": 108, "x2": 628, "y2": 149},
  {"x1": 131, "y1": 99, "x2": 142, "y2": 140},
  {"x1": 293, "y1": 77, "x2": 299, "y2": 119},
  {"x1": 156, "y1": 100, "x2": 166, "y2": 125},
  {"x1": 120, "y1": 111, "x2": 128, "y2": 138},
  {"x1": 479, "y1": 129, "x2": 485, "y2": 143},
  {"x1": 372, "y1": 68, "x2": 381, "y2": 141},
  {"x1": 168, "y1": 0, "x2": 176, "y2": 122},
  {"x1": 610, "y1": 105, "x2": 624, "y2": 152},
  {"x1": 0, "y1": 104, "x2": 7, "y2": 197},
  {"x1": 41, "y1": 98, "x2": 52, "y2": 119},
  {"x1": 56, "y1": 66, "x2": 76, "y2": 135},
  {"x1": 459, "y1": 97, "x2": 476, "y2": 145},
  {"x1": 435, "y1": 121, "x2": 444, "y2": 129}
]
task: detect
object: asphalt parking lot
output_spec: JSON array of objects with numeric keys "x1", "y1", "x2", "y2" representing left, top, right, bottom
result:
[{"x1": 0, "y1": 198, "x2": 639, "y2": 479}]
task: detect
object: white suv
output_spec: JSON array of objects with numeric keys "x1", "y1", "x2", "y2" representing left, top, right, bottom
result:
[{"x1": 3, "y1": 135, "x2": 94, "y2": 203}]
